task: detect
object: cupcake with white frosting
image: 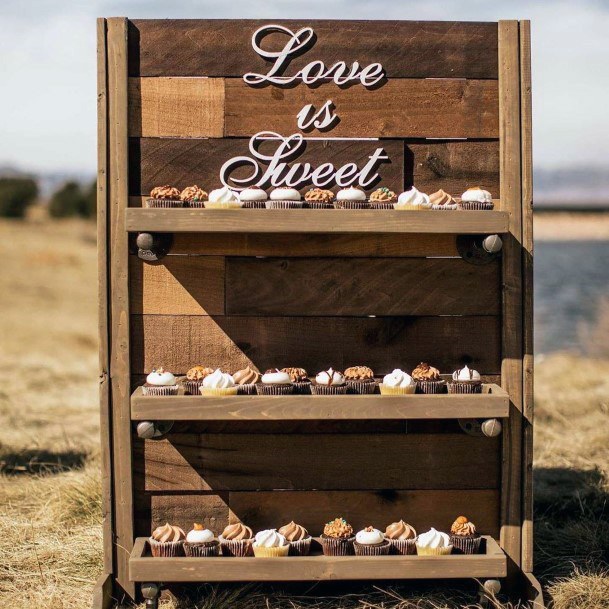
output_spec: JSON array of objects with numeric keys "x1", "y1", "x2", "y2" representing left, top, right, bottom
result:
[
  {"x1": 354, "y1": 526, "x2": 391, "y2": 556},
  {"x1": 379, "y1": 369, "x2": 416, "y2": 395},
  {"x1": 448, "y1": 365, "x2": 482, "y2": 394},
  {"x1": 184, "y1": 523, "x2": 220, "y2": 557},
  {"x1": 142, "y1": 367, "x2": 179, "y2": 396},
  {"x1": 394, "y1": 187, "x2": 431, "y2": 211},
  {"x1": 199, "y1": 368, "x2": 238, "y2": 396},
  {"x1": 334, "y1": 186, "x2": 369, "y2": 209},
  {"x1": 416, "y1": 528, "x2": 453, "y2": 556},
  {"x1": 252, "y1": 529, "x2": 290, "y2": 557},
  {"x1": 266, "y1": 187, "x2": 303, "y2": 209},
  {"x1": 311, "y1": 368, "x2": 347, "y2": 395},
  {"x1": 205, "y1": 186, "x2": 243, "y2": 209},
  {"x1": 256, "y1": 368, "x2": 294, "y2": 395},
  {"x1": 238, "y1": 186, "x2": 268, "y2": 209},
  {"x1": 460, "y1": 187, "x2": 494, "y2": 210}
]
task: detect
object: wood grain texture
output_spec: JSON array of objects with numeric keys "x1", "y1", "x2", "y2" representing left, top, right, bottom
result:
[
  {"x1": 130, "y1": 314, "x2": 502, "y2": 375},
  {"x1": 129, "y1": 20, "x2": 499, "y2": 79},
  {"x1": 134, "y1": 432, "x2": 501, "y2": 492},
  {"x1": 128, "y1": 77, "x2": 224, "y2": 137},
  {"x1": 129, "y1": 138, "x2": 404, "y2": 195},
  {"x1": 129, "y1": 255, "x2": 225, "y2": 315},
  {"x1": 226, "y1": 257, "x2": 500, "y2": 316}
]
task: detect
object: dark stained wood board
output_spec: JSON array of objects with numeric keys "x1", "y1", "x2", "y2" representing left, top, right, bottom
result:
[
  {"x1": 128, "y1": 20, "x2": 499, "y2": 79},
  {"x1": 130, "y1": 314, "x2": 502, "y2": 375}
]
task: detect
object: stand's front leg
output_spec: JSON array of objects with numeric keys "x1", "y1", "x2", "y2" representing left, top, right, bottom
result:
[{"x1": 141, "y1": 582, "x2": 161, "y2": 609}]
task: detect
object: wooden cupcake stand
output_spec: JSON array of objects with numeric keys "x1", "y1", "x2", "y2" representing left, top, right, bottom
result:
[{"x1": 94, "y1": 18, "x2": 543, "y2": 608}]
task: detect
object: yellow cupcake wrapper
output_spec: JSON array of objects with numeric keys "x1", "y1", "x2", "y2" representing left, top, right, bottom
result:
[
  {"x1": 379, "y1": 384, "x2": 416, "y2": 395},
  {"x1": 252, "y1": 544, "x2": 290, "y2": 557},
  {"x1": 200, "y1": 387, "x2": 238, "y2": 397},
  {"x1": 393, "y1": 204, "x2": 429, "y2": 211},
  {"x1": 204, "y1": 202, "x2": 243, "y2": 209},
  {"x1": 416, "y1": 544, "x2": 453, "y2": 556}
]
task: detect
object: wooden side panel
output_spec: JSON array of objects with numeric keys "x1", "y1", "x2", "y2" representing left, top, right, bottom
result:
[
  {"x1": 128, "y1": 20, "x2": 499, "y2": 79},
  {"x1": 130, "y1": 314, "x2": 502, "y2": 375}
]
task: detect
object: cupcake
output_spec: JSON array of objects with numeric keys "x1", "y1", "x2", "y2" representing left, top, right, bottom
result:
[
  {"x1": 218, "y1": 522, "x2": 254, "y2": 557},
  {"x1": 252, "y1": 529, "x2": 290, "y2": 557},
  {"x1": 394, "y1": 187, "x2": 431, "y2": 210},
  {"x1": 205, "y1": 186, "x2": 243, "y2": 209},
  {"x1": 200, "y1": 368, "x2": 238, "y2": 396},
  {"x1": 385, "y1": 520, "x2": 417, "y2": 555},
  {"x1": 184, "y1": 523, "x2": 220, "y2": 557},
  {"x1": 278, "y1": 521, "x2": 312, "y2": 556},
  {"x1": 344, "y1": 366, "x2": 376, "y2": 394},
  {"x1": 416, "y1": 528, "x2": 453, "y2": 556},
  {"x1": 266, "y1": 187, "x2": 303, "y2": 209},
  {"x1": 256, "y1": 369, "x2": 294, "y2": 395},
  {"x1": 369, "y1": 187, "x2": 397, "y2": 209},
  {"x1": 145, "y1": 185, "x2": 183, "y2": 208},
  {"x1": 449, "y1": 516, "x2": 482, "y2": 554},
  {"x1": 448, "y1": 365, "x2": 482, "y2": 394},
  {"x1": 182, "y1": 365, "x2": 214, "y2": 395},
  {"x1": 180, "y1": 185, "x2": 208, "y2": 208},
  {"x1": 430, "y1": 189, "x2": 458, "y2": 210},
  {"x1": 354, "y1": 526, "x2": 391, "y2": 556},
  {"x1": 142, "y1": 368, "x2": 179, "y2": 396},
  {"x1": 233, "y1": 366, "x2": 261, "y2": 395},
  {"x1": 379, "y1": 369, "x2": 416, "y2": 395},
  {"x1": 238, "y1": 186, "x2": 268, "y2": 209},
  {"x1": 411, "y1": 362, "x2": 446, "y2": 394},
  {"x1": 149, "y1": 523, "x2": 185, "y2": 557},
  {"x1": 460, "y1": 187, "x2": 494, "y2": 210},
  {"x1": 304, "y1": 188, "x2": 334, "y2": 209},
  {"x1": 311, "y1": 368, "x2": 347, "y2": 395},
  {"x1": 281, "y1": 367, "x2": 311, "y2": 394},
  {"x1": 321, "y1": 518, "x2": 355, "y2": 556},
  {"x1": 334, "y1": 186, "x2": 369, "y2": 209}
]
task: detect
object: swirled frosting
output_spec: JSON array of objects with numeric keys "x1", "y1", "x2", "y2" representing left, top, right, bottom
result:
[
  {"x1": 417, "y1": 528, "x2": 451, "y2": 549},
  {"x1": 356, "y1": 526, "x2": 385, "y2": 545},
  {"x1": 270, "y1": 187, "x2": 301, "y2": 201},
  {"x1": 281, "y1": 367, "x2": 309, "y2": 382},
  {"x1": 370, "y1": 187, "x2": 397, "y2": 202},
  {"x1": 202, "y1": 369, "x2": 235, "y2": 389},
  {"x1": 336, "y1": 187, "x2": 366, "y2": 201},
  {"x1": 429, "y1": 189, "x2": 456, "y2": 207},
  {"x1": 209, "y1": 186, "x2": 239, "y2": 203},
  {"x1": 411, "y1": 362, "x2": 441, "y2": 381},
  {"x1": 396, "y1": 187, "x2": 431, "y2": 208},
  {"x1": 382, "y1": 369, "x2": 415, "y2": 388},
  {"x1": 186, "y1": 523, "x2": 215, "y2": 544},
  {"x1": 253, "y1": 529, "x2": 287, "y2": 548},
  {"x1": 180, "y1": 185, "x2": 208, "y2": 203},
  {"x1": 315, "y1": 368, "x2": 345, "y2": 386},
  {"x1": 150, "y1": 185, "x2": 180, "y2": 200},
  {"x1": 238, "y1": 187, "x2": 268, "y2": 202},
  {"x1": 305, "y1": 188, "x2": 334, "y2": 203},
  {"x1": 278, "y1": 521, "x2": 309, "y2": 541},
  {"x1": 385, "y1": 520, "x2": 416, "y2": 540},
  {"x1": 323, "y1": 518, "x2": 354, "y2": 539},
  {"x1": 221, "y1": 523, "x2": 253, "y2": 540},
  {"x1": 452, "y1": 365, "x2": 481, "y2": 381},
  {"x1": 261, "y1": 369, "x2": 292, "y2": 384},
  {"x1": 451, "y1": 516, "x2": 477, "y2": 537},
  {"x1": 233, "y1": 366, "x2": 261, "y2": 385},
  {"x1": 146, "y1": 368, "x2": 176, "y2": 386},
  {"x1": 461, "y1": 187, "x2": 492, "y2": 203},
  {"x1": 344, "y1": 366, "x2": 374, "y2": 380},
  {"x1": 186, "y1": 366, "x2": 214, "y2": 381},
  {"x1": 151, "y1": 523, "x2": 185, "y2": 543}
]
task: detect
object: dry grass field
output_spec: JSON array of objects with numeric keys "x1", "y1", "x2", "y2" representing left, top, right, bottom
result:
[{"x1": 0, "y1": 217, "x2": 608, "y2": 609}]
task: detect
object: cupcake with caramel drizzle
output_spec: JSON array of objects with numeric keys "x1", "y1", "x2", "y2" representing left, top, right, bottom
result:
[
  {"x1": 146, "y1": 185, "x2": 183, "y2": 208},
  {"x1": 218, "y1": 522, "x2": 255, "y2": 557},
  {"x1": 279, "y1": 521, "x2": 312, "y2": 555},
  {"x1": 449, "y1": 515, "x2": 482, "y2": 554},
  {"x1": 304, "y1": 188, "x2": 335, "y2": 209},
  {"x1": 180, "y1": 185, "x2": 208, "y2": 208},
  {"x1": 369, "y1": 186, "x2": 398, "y2": 209},
  {"x1": 411, "y1": 362, "x2": 446, "y2": 394}
]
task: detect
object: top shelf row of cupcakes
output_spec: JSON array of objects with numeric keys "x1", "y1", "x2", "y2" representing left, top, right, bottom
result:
[{"x1": 145, "y1": 185, "x2": 494, "y2": 211}]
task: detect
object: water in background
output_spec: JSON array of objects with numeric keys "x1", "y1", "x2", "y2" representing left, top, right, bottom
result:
[{"x1": 535, "y1": 240, "x2": 609, "y2": 354}]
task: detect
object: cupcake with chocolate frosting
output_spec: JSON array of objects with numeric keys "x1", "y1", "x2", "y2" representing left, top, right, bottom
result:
[
  {"x1": 218, "y1": 522, "x2": 254, "y2": 557},
  {"x1": 304, "y1": 188, "x2": 334, "y2": 209},
  {"x1": 449, "y1": 516, "x2": 482, "y2": 554},
  {"x1": 460, "y1": 187, "x2": 494, "y2": 210},
  {"x1": 281, "y1": 367, "x2": 311, "y2": 394},
  {"x1": 448, "y1": 365, "x2": 482, "y2": 394},
  {"x1": 369, "y1": 187, "x2": 398, "y2": 209},
  {"x1": 278, "y1": 521, "x2": 312, "y2": 556},
  {"x1": 354, "y1": 526, "x2": 391, "y2": 556},
  {"x1": 321, "y1": 517, "x2": 356, "y2": 556},
  {"x1": 385, "y1": 520, "x2": 417, "y2": 555},
  {"x1": 311, "y1": 368, "x2": 347, "y2": 395},
  {"x1": 233, "y1": 366, "x2": 261, "y2": 395},
  {"x1": 411, "y1": 362, "x2": 446, "y2": 394},
  {"x1": 180, "y1": 185, "x2": 208, "y2": 208},
  {"x1": 182, "y1": 365, "x2": 214, "y2": 395},
  {"x1": 256, "y1": 369, "x2": 294, "y2": 395},
  {"x1": 238, "y1": 187, "x2": 268, "y2": 209},
  {"x1": 184, "y1": 523, "x2": 220, "y2": 557},
  {"x1": 344, "y1": 365, "x2": 377, "y2": 394},
  {"x1": 266, "y1": 187, "x2": 303, "y2": 209},
  {"x1": 430, "y1": 189, "x2": 458, "y2": 210},
  {"x1": 334, "y1": 186, "x2": 370, "y2": 209},
  {"x1": 142, "y1": 368, "x2": 179, "y2": 396},
  {"x1": 149, "y1": 523, "x2": 185, "y2": 557},
  {"x1": 146, "y1": 185, "x2": 183, "y2": 208}
]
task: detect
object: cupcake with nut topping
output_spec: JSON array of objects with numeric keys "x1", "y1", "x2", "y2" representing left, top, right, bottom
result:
[
  {"x1": 182, "y1": 365, "x2": 214, "y2": 395},
  {"x1": 238, "y1": 186, "x2": 268, "y2": 209},
  {"x1": 149, "y1": 523, "x2": 185, "y2": 557},
  {"x1": 142, "y1": 368, "x2": 179, "y2": 396},
  {"x1": 321, "y1": 518, "x2": 356, "y2": 556},
  {"x1": 279, "y1": 521, "x2": 312, "y2": 556},
  {"x1": 218, "y1": 522, "x2": 254, "y2": 557},
  {"x1": 430, "y1": 189, "x2": 458, "y2": 210},
  {"x1": 354, "y1": 526, "x2": 391, "y2": 556},
  {"x1": 460, "y1": 187, "x2": 494, "y2": 210},
  {"x1": 180, "y1": 185, "x2": 208, "y2": 208},
  {"x1": 411, "y1": 362, "x2": 445, "y2": 394},
  {"x1": 281, "y1": 367, "x2": 311, "y2": 394},
  {"x1": 379, "y1": 369, "x2": 416, "y2": 395},
  {"x1": 334, "y1": 186, "x2": 369, "y2": 209},
  {"x1": 266, "y1": 187, "x2": 303, "y2": 209},
  {"x1": 385, "y1": 520, "x2": 417, "y2": 555},
  {"x1": 200, "y1": 369, "x2": 238, "y2": 396},
  {"x1": 312, "y1": 368, "x2": 347, "y2": 395},
  {"x1": 184, "y1": 524, "x2": 220, "y2": 557},
  {"x1": 448, "y1": 365, "x2": 482, "y2": 394},
  {"x1": 146, "y1": 185, "x2": 183, "y2": 208},
  {"x1": 369, "y1": 187, "x2": 398, "y2": 209},
  {"x1": 233, "y1": 366, "x2": 261, "y2": 395},
  {"x1": 304, "y1": 188, "x2": 334, "y2": 209},
  {"x1": 344, "y1": 365, "x2": 377, "y2": 394},
  {"x1": 449, "y1": 516, "x2": 481, "y2": 554},
  {"x1": 256, "y1": 369, "x2": 294, "y2": 395}
]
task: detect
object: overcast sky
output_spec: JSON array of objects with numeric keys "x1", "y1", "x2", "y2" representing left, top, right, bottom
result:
[{"x1": 1, "y1": 0, "x2": 608, "y2": 174}]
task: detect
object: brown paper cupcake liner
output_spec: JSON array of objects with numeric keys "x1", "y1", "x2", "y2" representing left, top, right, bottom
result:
[
  {"x1": 450, "y1": 534, "x2": 482, "y2": 554},
  {"x1": 292, "y1": 380, "x2": 312, "y2": 395},
  {"x1": 311, "y1": 384, "x2": 348, "y2": 395},
  {"x1": 255, "y1": 383, "x2": 294, "y2": 395},
  {"x1": 354, "y1": 540, "x2": 391, "y2": 556},
  {"x1": 321, "y1": 535, "x2": 355, "y2": 556},
  {"x1": 148, "y1": 538, "x2": 185, "y2": 557},
  {"x1": 459, "y1": 201, "x2": 494, "y2": 211},
  {"x1": 333, "y1": 201, "x2": 370, "y2": 209},
  {"x1": 237, "y1": 383, "x2": 258, "y2": 395},
  {"x1": 142, "y1": 385, "x2": 179, "y2": 396},
  {"x1": 182, "y1": 380, "x2": 203, "y2": 395},
  {"x1": 265, "y1": 201, "x2": 304, "y2": 209},
  {"x1": 145, "y1": 199, "x2": 184, "y2": 209},
  {"x1": 346, "y1": 379, "x2": 377, "y2": 394},
  {"x1": 369, "y1": 202, "x2": 395, "y2": 210},
  {"x1": 447, "y1": 381, "x2": 482, "y2": 394},
  {"x1": 415, "y1": 379, "x2": 446, "y2": 394},
  {"x1": 184, "y1": 540, "x2": 220, "y2": 557},
  {"x1": 218, "y1": 537, "x2": 254, "y2": 557},
  {"x1": 186, "y1": 200, "x2": 207, "y2": 208},
  {"x1": 241, "y1": 201, "x2": 267, "y2": 209},
  {"x1": 305, "y1": 202, "x2": 334, "y2": 209},
  {"x1": 387, "y1": 538, "x2": 417, "y2": 555},
  {"x1": 288, "y1": 537, "x2": 312, "y2": 556}
]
